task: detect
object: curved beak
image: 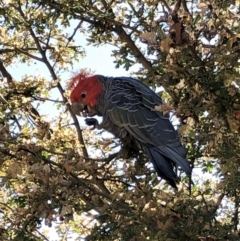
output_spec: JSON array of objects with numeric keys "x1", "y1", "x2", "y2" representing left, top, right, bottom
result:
[
  {"x1": 71, "y1": 102, "x2": 85, "y2": 116},
  {"x1": 71, "y1": 102, "x2": 96, "y2": 116}
]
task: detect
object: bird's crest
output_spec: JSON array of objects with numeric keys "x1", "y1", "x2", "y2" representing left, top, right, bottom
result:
[{"x1": 68, "y1": 70, "x2": 93, "y2": 90}]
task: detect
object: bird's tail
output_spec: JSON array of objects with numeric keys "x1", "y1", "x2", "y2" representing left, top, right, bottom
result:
[{"x1": 143, "y1": 145, "x2": 192, "y2": 188}]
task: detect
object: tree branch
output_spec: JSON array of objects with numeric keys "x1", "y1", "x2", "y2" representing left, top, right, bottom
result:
[
  {"x1": 182, "y1": 0, "x2": 192, "y2": 16},
  {"x1": 52, "y1": 20, "x2": 82, "y2": 69},
  {"x1": 174, "y1": 0, "x2": 182, "y2": 13},
  {"x1": 18, "y1": 146, "x2": 110, "y2": 199},
  {"x1": 160, "y1": 0, "x2": 172, "y2": 12},
  {"x1": 14, "y1": 3, "x2": 88, "y2": 157},
  {"x1": 15, "y1": 47, "x2": 43, "y2": 62},
  {"x1": 113, "y1": 26, "x2": 152, "y2": 71},
  {"x1": 0, "y1": 61, "x2": 13, "y2": 83}
]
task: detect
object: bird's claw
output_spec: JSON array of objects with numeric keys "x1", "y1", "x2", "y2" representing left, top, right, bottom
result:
[{"x1": 85, "y1": 118, "x2": 99, "y2": 130}]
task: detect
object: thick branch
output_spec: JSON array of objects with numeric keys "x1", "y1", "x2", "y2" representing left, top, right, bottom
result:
[
  {"x1": 182, "y1": 0, "x2": 192, "y2": 16},
  {"x1": 174, "y1": 0, "x2": 182, "y2": 13},
  {"x1": 233, "y1": 191, "x2": 239, "y2": 231},
  {"x1": 113, "y1": 26, "x2": 152, "y2": 71},
  {"x1": 0, "y1": 61, "x2": 13, "y2": 83}
]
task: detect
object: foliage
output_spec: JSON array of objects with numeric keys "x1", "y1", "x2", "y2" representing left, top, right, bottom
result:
[{"x1": 0, "y1": 0, "x2": 239, "y2": 240}]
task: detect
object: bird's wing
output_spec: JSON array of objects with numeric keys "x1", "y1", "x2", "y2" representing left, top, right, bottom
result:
[
  {"x1": 105, "y1": 77, "x2": 191, "y2": 178},
  {"x1": 106, "y1": 77, "x2": 179, "y2": 147}
]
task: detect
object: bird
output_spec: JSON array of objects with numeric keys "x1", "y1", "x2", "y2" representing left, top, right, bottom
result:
[{"x1": 69, "y1": 72, "x2": 192, "y2": 188}]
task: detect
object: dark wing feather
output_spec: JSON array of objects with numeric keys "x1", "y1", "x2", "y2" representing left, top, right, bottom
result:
[
  {"x1": 107, "y1": 77, "x2": 178, "y2": 146},
  {"x1": 105, "y1": 77, "x2": 191, "y2": 184}
]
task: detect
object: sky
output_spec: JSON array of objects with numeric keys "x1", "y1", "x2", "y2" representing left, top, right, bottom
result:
[{"x1": 10, "y1": 29, "x2": 136, "y2": 80}]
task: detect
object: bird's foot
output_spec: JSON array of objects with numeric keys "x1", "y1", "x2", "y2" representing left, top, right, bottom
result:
[{"x1": 85, "y1": 118, "x2": 99, "y2": 130}]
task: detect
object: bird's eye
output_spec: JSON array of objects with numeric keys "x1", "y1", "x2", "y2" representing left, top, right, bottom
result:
[{"x1": 81, "y1": 92, "x2": 86, "y2": 98}]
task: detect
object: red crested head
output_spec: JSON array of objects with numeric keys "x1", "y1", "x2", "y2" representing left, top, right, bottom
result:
[{"x1": 69, "y1": 72, "x2": 103, "y2": 108}]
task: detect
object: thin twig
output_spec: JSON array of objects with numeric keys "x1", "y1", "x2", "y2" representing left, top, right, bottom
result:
[
  {"x1": 19, "y1": 146, "x2": 111, "y2": 199},
  {"x1": 32, "y1": 96, "x2": 65, "y2": 103},
  {"x1": 52, "y1": 20, "x2": 82, "y2": 69},
  {"x1": 15, "y1": 47, "x2": 43, "y2": 62},
  {"x1": 160, "y1": 0, "x2": 172, "y2": 12},
  {"x1": 96, "y1": 177, "x2": 134, "y2": 187},
  {"x1": 34, "y1": 229, "x2": 51, "y2": 241}
]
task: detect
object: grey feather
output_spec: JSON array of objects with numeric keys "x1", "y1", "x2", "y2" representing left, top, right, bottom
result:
[{"x1": 95, "y1": 75, "x2": 192, "y2": 188}]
